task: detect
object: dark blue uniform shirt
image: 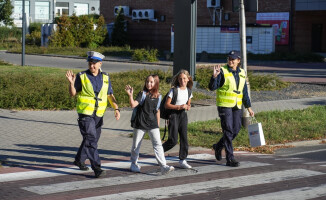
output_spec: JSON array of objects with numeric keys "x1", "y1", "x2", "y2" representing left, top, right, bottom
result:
[
  {"x1": 208, "y1": 65, "x2": 252, "y2": 108},
  {"x1": 75, "y1": 69, "x2": 113, "y2": 96}
]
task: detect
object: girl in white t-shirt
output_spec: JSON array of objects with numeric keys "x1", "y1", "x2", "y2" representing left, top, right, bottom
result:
[{"x1": 162, "y1": 70, "x2": 193, "y2": 169}]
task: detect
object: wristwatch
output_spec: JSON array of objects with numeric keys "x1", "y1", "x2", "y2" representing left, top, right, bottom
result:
[{"x1": 115, "y1": 109, "x2": 120, "y2": 112}]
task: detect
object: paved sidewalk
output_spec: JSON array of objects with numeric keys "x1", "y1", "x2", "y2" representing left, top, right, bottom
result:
[{"x1": 0, "y1": 96, "x2": 325, "y2": 168}]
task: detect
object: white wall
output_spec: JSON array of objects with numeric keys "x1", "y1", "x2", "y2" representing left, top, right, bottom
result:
[{"x1": 171, "y1": 26, "x2": 275, "y2": 54}]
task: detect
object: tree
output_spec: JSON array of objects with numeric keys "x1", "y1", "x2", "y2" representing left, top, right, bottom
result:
[
  {"x1": 111, "y1": 8, "x2": 128, "y2": 46},
  {"x1": 94, "y1": 15, "x2": 108, "y2": 46},
  {"x1": 0, "y1": 0, "x2": 14, "y2": 26}
]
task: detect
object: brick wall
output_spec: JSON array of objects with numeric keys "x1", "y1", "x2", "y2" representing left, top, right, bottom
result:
[
  {"x1": 293, "y1": 11, "x2": 326, "y2": 52},
  {"x1": 101, "y1": 0, "x2": 297, "y2": 52}
]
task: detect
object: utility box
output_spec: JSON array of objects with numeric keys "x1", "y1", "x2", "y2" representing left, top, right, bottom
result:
[{"x1": 132, "y1": 9, "x2": 155, "y2": 20}]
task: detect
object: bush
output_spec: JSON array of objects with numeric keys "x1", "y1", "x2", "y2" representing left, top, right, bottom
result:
[
  {"x1": 26, "y1": 31, "x2": 41, "y2": 46},
  {"x1": 49, "y1": 14, "x2": 107, "y2": 48},
  {"x1": 111, "y1": 8, "x2": 128, "y2": 46},
  {"x1": 49, "y1": 15, "x2": 75, "y2": 47},
  {"x1": 29, "y1": 22, "x2": 42, "y2": 33},
  {"x1": 132, "y1": 48, "x2": 158, "y2": 62},
  {"x1": 0, "y1": 66, "x2": 75, "y2": 110},
  {"x1": 0, "y1": 27, "x2": 21, "y2": 42}
]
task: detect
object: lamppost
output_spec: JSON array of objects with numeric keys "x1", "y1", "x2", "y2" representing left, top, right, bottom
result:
[
  {"x1": 21, "y1": 0, "x2": 26, "y2": 66},
  {"x1": 239, "y1": 0, "x2": 251, "y2": 128}
]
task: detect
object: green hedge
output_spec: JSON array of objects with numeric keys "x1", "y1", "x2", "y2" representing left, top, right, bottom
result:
[
  {"x1": 0, "y1": 64, "x2": 289, "y2": 110},
  {"x1": 0, "y1": 27, "x2": 21, "y2": 42},
  {"x1": 0, "y1": 65, "x2": 172, "y2": 110}
]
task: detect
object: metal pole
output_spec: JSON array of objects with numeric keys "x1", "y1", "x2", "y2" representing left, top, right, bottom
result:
[
  {"x1": 239, "y1": 0, "x2": 251, "y2": 128},
  {"x1": 21, "y1": 0, "x2": 26, "y2": 66},
  {"x1": 173, "y1": 0, "x2": 197, "y2": 82}
]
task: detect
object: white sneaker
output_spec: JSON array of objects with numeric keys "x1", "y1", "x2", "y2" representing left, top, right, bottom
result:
[
  {"x1": 130, "y1": 163, "x2": 141, "y2": 173},
  {"x1": 161, "y1": 165, "x2": 175, "y2": 175},
  {"x1": 179, "y1": 160, "x2": 192, "y2": 169}
]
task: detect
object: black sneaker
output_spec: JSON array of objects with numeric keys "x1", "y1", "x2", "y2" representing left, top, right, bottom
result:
[
  {"x1": 212, "y1": 144, "x2": 222, "y2": 161},
  {"x1": 226, "y1": 159, "x2": 240, "y2": 167},
  {"x1": 73, "y1": 160, "x2": 89, "y2": 171},
  {"x1": 94, "y1": 169, "x2": 106, "y2": 178}
]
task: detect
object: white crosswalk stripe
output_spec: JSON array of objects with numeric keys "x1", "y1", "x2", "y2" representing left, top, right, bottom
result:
[
  {"x1": 233, "y1": 184, "x2": 326, "y2": 200},
  {"x1": 22, "y1": 161, "x2": 270, "y2": 195},
  {"x1": 75, "y1": 169, "x2": 324, "y2": 200},
  {"x1": 304, "y1": 161, "x2": 326, "y2": 165},
  {"x1": 0, "y1": 154, "x2": 214, "y2": 183}
]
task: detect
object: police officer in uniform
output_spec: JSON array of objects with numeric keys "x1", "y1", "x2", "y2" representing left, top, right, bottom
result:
[
  {"x1": 209, "y1": 50, "x2": 254, "y2": 167},
  {"x1": 66, "y1": 51, "x2": 120, "y2": 178}
]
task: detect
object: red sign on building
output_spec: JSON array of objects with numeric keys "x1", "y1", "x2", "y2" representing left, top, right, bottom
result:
[{"x1": 256, "y1": 12, "x2": 290, "y2": 45}]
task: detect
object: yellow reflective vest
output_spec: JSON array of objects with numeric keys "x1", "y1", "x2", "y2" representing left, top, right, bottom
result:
[
  {"x1": 216, "y1": 65, "x2": 246, "y2": 109},
  {"x1": 76, "y1": 72, "x2": 109, "y2": 117}
]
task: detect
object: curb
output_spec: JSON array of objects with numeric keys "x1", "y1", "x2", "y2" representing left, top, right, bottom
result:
[
  {"x1": 4, "y1": 51, "x2": 174, "y2": 67},
  {"x1": 270, "y1": 139, "x2": 326, "y2": 147}
]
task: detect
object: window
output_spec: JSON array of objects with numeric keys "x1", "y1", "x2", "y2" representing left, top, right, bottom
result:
[
  {"x1": 13, "y1": 1, "x2": 30, "y2": 19},
  {"x1": 56, "y1": 2, "x2": 69, "y2": 17},
  {"x1": 74, "y1": 3, "x2": 89, "y2": 16},
  {"x1": 35, "y1": 1, "x2": 50, "y2": 20}
]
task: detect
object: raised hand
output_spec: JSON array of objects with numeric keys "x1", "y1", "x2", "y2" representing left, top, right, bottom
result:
[
  {"x1": 66, "y1": 70, "x2": 76, "y2": 84},
  {"x1": 213, "y1": 64, "x2": 221, "y2": 78},
  {"x1": 125, "y1": 85, "x2": 133, "y2": 96}
]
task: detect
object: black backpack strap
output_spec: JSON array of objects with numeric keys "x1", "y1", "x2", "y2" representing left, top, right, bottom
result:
[
  {"x1": 186, "y1": 88, "x2": 192, "y2": 103},
  {"x1": 170, "y1": 87, "x2": 178, "y2": 105},
  {"x1": 162, "y1": 120, "x2": 167, "y2": 141}
]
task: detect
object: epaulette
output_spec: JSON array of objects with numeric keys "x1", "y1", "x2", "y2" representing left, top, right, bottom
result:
[
  {"x1": 101, "y1": 71, "x2": 108, "y2": 76},
  {"x1": 78, "y1": 71, "x2": 87, "y2": 75}
]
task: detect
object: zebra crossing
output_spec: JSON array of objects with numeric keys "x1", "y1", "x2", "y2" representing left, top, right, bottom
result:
[{"x1": 1, "y1": 152, "x2": 326, "y2": 200}]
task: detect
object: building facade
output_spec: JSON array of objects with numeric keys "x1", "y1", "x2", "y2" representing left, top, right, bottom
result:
[
  {"x1": 12, "y1": 0, "x2": 100, "y2": 27},
  {"x1": 101, "y1": 0, "x2": 326, "y2": 53}
]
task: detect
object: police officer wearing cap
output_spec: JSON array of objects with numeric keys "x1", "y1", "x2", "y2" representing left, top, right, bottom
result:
[
  {"x1": 209, "y1": 50, "x2": 254, "y2": 167},
  {"x1": 66, "y1": 51, "x2": 120, "y2": 178}
]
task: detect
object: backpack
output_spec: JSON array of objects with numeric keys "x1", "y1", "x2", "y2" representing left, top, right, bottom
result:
[
  {"x1": 160, "y1": 87, "x2": 191, "y2": 120},
  {"x1": 130, "y1": 91, "x2": 146, "y2": 127}
]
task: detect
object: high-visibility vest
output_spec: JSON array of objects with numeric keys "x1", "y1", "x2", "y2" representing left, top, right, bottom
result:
[
  {"x1": 216, "y1": 65, "x2": 246, "y2": 109},
  {"x1": 76, "y1": 72, "x2": 109, "y2": 117}
]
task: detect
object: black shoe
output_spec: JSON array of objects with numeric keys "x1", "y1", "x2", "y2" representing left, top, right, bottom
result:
[
  {"x1": 212, "y1": 144, "x2": 222, "y2": 161},
  {"x1": 226, "y1": 159, "x2": 240, "y2": 167},
  {"x1": 73, "y1": 160, "x2": 89, "y2": 171},
  {"x1": 94, "y1": 169, "x2": 106, "y2": 178}
]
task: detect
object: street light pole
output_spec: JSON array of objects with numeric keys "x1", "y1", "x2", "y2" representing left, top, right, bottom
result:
[
  {"x1": 21, "y1": 0, "x2": 26, "y2": 66},
  {"x1": 239, "y1": 0, "x2": 251, "y2": 128}
]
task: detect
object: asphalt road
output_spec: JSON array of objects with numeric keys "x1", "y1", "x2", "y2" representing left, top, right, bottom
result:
[
  {"x1": 1, "y1": 51, "x2": 326, "y2": 83},
  {"x1": 275, "y1": 143, "x2": 326, "y2": 161},
  {"x1": 0, "y1": 51, "x2": 171, "y2": 73}
]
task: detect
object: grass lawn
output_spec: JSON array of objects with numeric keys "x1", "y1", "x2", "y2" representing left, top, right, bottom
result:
[{"x1": 140, "y1": 105, "x2": 326, "y2": 154}]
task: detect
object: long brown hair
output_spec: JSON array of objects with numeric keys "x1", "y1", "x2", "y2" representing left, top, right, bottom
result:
[
  {"x1": 143, "y1": 74, "x2": 160, "y2": 98},
  {"x1": 171, "y1": 69, "x2": 193, "y2": 89}
]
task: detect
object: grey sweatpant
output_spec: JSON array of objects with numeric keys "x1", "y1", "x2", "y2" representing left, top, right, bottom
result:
[{"x1": 130, "y1": 128, "x2": 167, "y2": 167}]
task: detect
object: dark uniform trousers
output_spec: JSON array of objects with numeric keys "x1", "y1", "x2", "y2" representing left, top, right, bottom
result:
[
  {"x1": 163, "y1": 110, "x2": 188, "y2": 160},
  {"x1": 75, "y1": 111, "x2": 103, "y2": 170},
  {"x1": 216, "y1": 106, "x2": 242, "y2": 161}
]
